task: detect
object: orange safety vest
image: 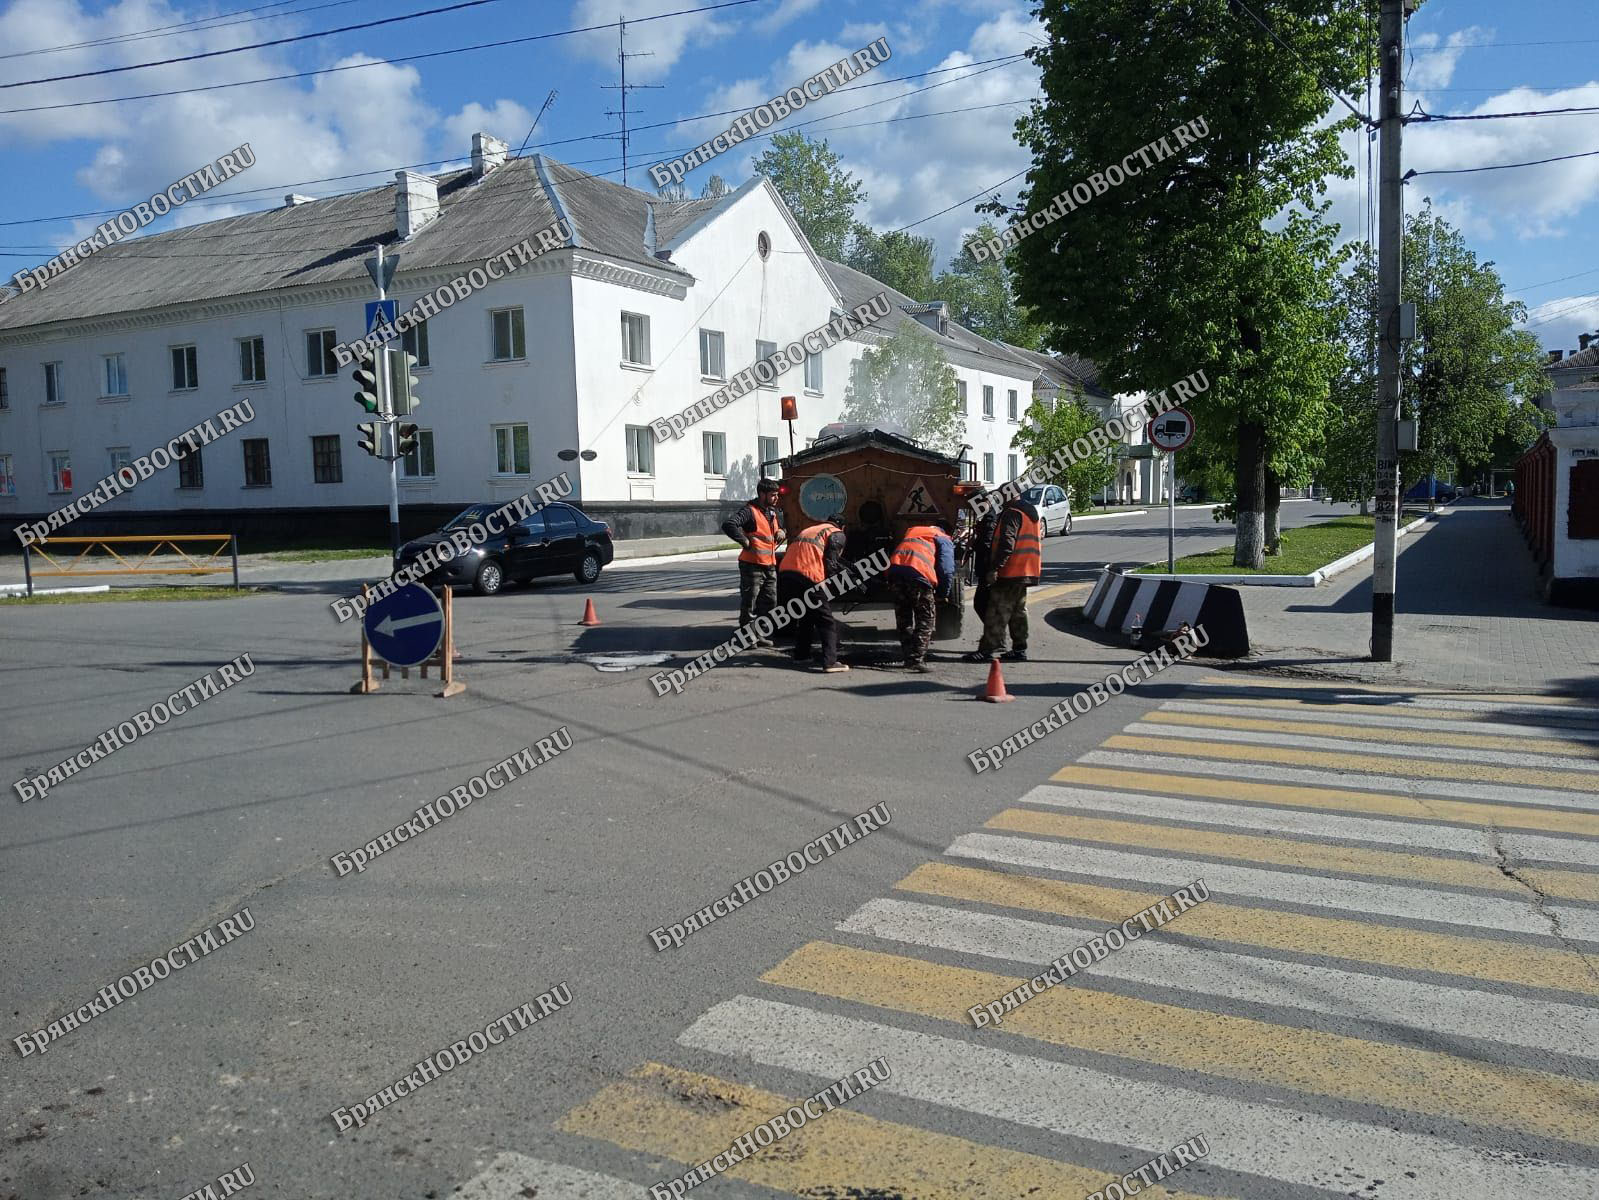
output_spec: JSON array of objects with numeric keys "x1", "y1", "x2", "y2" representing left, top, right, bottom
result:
[
  {"x1": 993, "y1": 508, "x2": 1041, "y2": 580},
  {"x1": 780, "y1": 522, "x2": 841, "y2": 583},
  {"x1": 739, "y1": 506, "x2": 781, "y2": 566},
  {"x1": 890, "y1": 525, "x2": 944, "y2": 587}
]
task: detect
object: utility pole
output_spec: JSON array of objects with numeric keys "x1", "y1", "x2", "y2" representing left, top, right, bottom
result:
[
  {"x1": 601, "y1": 16, "x2": 660, "y2": 187},
  {"x1": 1371, "y1": 0, "x2": 1406, "y2": 661}
]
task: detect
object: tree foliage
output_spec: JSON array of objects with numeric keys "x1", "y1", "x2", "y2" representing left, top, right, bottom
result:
[
  {"x1": 933, "y1": 224, "x2": 1049, "y2": 349},
  {"x1": 840, "y1": 322, "x2": 965, "y2": 454},
  {"x1": 752, "y1": 132, "x2": 865, "y2": 260},
  {"x1": 846, "y1": 225, "x2": 936, "y2": 298},
  {"x1": 1009, "y1": 396, "x2": 1118, "y2": 512}
]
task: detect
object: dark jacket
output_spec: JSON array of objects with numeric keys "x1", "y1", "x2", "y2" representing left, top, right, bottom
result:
[
  {"x1": 989, "y1": 500, "x2": 1041, "y2": 584},
  {"x1": 722, "y1": 501, "x2": 785, "y2": 555},
  {"x1": 971, "y1": 510, "x2": 1000, "y2": 579}
]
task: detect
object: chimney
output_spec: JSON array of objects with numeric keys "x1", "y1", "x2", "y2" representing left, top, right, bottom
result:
[
  {"x1": 1549, "y1": 349, "x2": 1565, "y2": 363},
  {"x1": 472, "y1": 132, "x2": 509, "y2": 178},
  {"x1": 283, "y1": 193, "x2": 315, "y2": 207},
  {"x1": 395, "y1": 170, "x2": 439, "y2": 240},
  {"x1": 1581, "y1": 333, "x2": 1595, "y2": 352}
]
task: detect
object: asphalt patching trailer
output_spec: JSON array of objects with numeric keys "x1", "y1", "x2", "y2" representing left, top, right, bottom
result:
[{"x1": 768, "y1": 426, "x2": 980, "y2": 641}]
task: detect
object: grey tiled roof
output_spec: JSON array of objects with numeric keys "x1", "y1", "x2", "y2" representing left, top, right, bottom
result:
[{"x1": 997, "y1": 340, "x2": 1113, "y2": 401}]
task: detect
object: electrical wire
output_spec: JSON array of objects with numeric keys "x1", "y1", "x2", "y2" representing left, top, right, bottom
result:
[
  {"x1": 0, "y1": 0, "x2": 364, "y2": 62},
  {"x1": 1408, "y1": 144, "x2": 1599, "y2": 176},
  {"x1": 1412, "y1": 104, "x2": 1599, "y2": 122},
  {"x1": 1226, "y1": 0, "x2": 1373, "y2": 126}
]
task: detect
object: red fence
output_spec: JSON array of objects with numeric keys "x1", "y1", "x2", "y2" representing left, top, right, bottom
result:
[{"x1": 1513, "y1": 433, "x2": 1556, "y2": 570}]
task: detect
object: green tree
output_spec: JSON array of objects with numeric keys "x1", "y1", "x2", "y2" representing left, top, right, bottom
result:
[
  {"x1": 840, "y1": 322, "x2": 964, "y2": 453},
  {"x1": 700, "y1": 174, "x2": 730, "y2": 199},
  {"x1": 933, "y1": 224, "x2": 1049, "y2": 349},
  {"x1": 846, "y1": 225, "x2": 936, "y2": 298},
  {"x1": 1004, "y1": 0, "x2": 1366, "y2": 567},
  {"x1": 752, "y1": 132, "x2": 865, "y2": 260},
  {"x1": 1010, "y1": 396, "x2": 1118, "y2": 512}
]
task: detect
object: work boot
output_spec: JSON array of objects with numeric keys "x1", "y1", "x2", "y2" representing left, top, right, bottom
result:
[
  {"x1": 905, "y1": 660, "x2": 931, "y2": 673},
  {"x1": 1000, "y1": 648, "x2": 1028, "y2": 662},
  {"x1": 962, "y1": 650, "x2": 992, "y2": 663},
  {"x1": 821, "y1": 663, "x2": 850, "y2": 674}
]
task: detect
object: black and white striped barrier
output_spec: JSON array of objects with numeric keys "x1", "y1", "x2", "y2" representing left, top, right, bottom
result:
[{"x1": 1080, "y1": 568, "x2": 1249, "y2": 657}]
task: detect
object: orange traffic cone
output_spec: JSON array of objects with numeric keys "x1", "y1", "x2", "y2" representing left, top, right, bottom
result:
[
  {"x1": 579, "y1": 597, "x2": 601, "y2": 626},
  {"x1": 980, "y1": 658, "x2": 1014, "y2": 703}
]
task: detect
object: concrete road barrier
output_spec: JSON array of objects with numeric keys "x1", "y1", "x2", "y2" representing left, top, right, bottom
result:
[{"x1": 1081, "y1": 567, "x2": 1248, "y2": 657}]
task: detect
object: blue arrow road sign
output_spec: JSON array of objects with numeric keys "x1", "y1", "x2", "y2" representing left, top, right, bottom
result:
[
  {"x1": 365, "y1": 299, "x2": 398, "y2": 338},
  {"x1": 363, "y1": 581, "x2": 443, "y2": 667}
]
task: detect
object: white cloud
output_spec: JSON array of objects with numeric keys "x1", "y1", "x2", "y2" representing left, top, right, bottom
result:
[
  {"x1": 1405, "y1": 26, "x2": 1492, "y2": 93},
  {"x1": 442, "y1": 99, "x2": 537, "y2": 159},
  {"x1": 566, "y1": 0, "x2": 740, "y2": 82}
]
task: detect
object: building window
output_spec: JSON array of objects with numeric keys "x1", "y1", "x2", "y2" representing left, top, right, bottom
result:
[
  {"x1": 702, "y1": 431, "x2": 727, "y2": 475},
  {"x1": 0, "y1": 366, "x2": 8, "y2": 409},
  {"x1": 982, "y1": 452, "x2": 994, "y2": 484},
  {"x1": 625, "y1": 424, "x2": 654, "y2": 475},
  {"x1": 491, "y1": 308, "x2": 526, "y2": 361},
  {"x1": 242, "y1": 438, "x2": 272, "y2": 486},
  {"x1": 982, "y1": 385, "x2": 994, "y2": 419},
  {"x1": 402, "y1": 319, "x2": 430, "y2": 368},
  {"x1": 0, "y1": 454, "x2": 13, "y2": 496},
  {"x1": 698, "y1": 328, "x2": 725, "y2": 379},
  {"x1": 755, "y1": 339, "x2": 778, "y2": 388},
  {"x1": 171, "y1": 345, "x2": 198, "y2": 391},
  {"x1": 621, "y1": 311, "x2": 651, "y2": 365},
  {"x1": 956, "y1": 379, "x2": 967, "y2": 414},
  {"x1": 239, "y1": 336, "x2": 266, "y2": 383},
  {"x1": 1007, "y1": 389, "x2": 1018, "y2": 421},
  {"x1": 312, "y1": 435, "x2": 342, "y2": 484},
  {"x1": 1007, "y1": 454, "x2": 1019, "y2": 481},
  {"x1": 401, "y1": 429, "x2": 435, "y2": 478},
  {"x1": 43, "y1": 361, "x2": 63, "y2": 406},
  {"x1": 108, "y1": 447, "x2": 132, "y2": 479},
  {"x1": 758, "y1": 435, "x2": 779, "y2": 471},
  {"x1": 178, "y1": 445, "x2": 204, "y2": 489},
  {"x1": 306, "y1": 329, "x2": 338, "y2": 377},
  {"x1": 494, "y1": 423, "x2": 530, "y2": 475},
  {"x1": 48, "y1": 451, "x2": 71, "y2": 492},
  {"x1": 103, "y1": 353, "x2": 129, "y2": 397},
  {"x1": 804, "y1": 350, "x2": 823, "y2": 392}
]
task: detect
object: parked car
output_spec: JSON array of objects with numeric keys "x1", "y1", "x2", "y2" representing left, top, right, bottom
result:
[
  {"x1": 398, "y1": 501, "x2": 614, "y2": 596},
  {"x1": 1021, "y1": 484, "x2": 1073, "y2": 536}
]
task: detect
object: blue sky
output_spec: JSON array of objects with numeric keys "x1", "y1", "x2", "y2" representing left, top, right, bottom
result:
[{"x1": 1, "y1": 0, "x2": 1595, "y2": 351}]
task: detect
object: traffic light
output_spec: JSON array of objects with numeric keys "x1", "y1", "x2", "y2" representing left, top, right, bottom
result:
[
  {"x1": 353, "y1": 360, "x2": 382, "y2": 413},
  {"x1": 387, "y1": 348, "x2": 421, "y2": 415},
  {"x1": 356, "y1": 421, "x2": 383, "y2": 458},
  {"x1": 396, "y1": 423, "x2": 420, "y2": 457}
]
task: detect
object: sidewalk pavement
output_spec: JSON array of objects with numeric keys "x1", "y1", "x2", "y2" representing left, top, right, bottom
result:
[{"x1": 1231, "y1": 498, "x2": 1599, "y2": 695}]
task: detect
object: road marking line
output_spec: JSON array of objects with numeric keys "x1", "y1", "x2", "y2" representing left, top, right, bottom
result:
[
  {"x1": 841, "y1": 897, "x2": 1599, "y2": 1063},
  {"x1": 681, "y1": 996, "x2": 1599, "y2": 1200},
  {"x1": 1164, "y1": 698, "x2": 1599, "y2": 742},
  {"x1": 1029, "y1": 581, "x2": 1093, "y2": 605},
  {"x1": 897, "y1": 861, "x2": 1599, "y2": 995},
  {"x1": 762, "y1": 942, "x2": 1599, "y2": 1145},
  {"x1": 1144, "y1": 707, "x2": 1599, "y2": 756},
  {"x1": 557, "y1": 1060, "x2": 1219, "y2": 1200},
  {"x1": 985, "y1": 807, "x2": 1599, "y2": 904},
  {"x1": 1192, "y1": 677, "x2": 1599, "y2": 708},
  {"x1": 455, "y1": 1152, "x2": 647, "y2": 1199},
  {"x1": 949, "y1": 831, "x2": 1599, "y2": 942},
  {"x1": 1021, "y1": 783, "x2": 1599, "y2": 868}
]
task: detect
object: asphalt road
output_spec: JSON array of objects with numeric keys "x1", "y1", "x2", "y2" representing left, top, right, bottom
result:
[{"x1": 4, "y1": 502, "x2": 1593, "y2": 1200}]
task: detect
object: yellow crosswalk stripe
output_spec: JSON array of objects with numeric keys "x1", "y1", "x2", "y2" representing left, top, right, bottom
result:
[
  {"x1": 1102, "y1": 734, "x2": 1599, "y2": 791},
  {"x1": 557, "y1": 1061, "x2": 1223, "y2": 1200},
  {"x1": 1141, "y1": 708, "x2": 1599, "y2": 758},
  {"x1": 985, "y1": 808, "x2": 1599, "y2": 904},
  {"x1": 1051, "y1": 764, "x2": 1599, "y2": 838},
  {"x1": 1192, "y1": 678, "x2": 1594, "y2": 706},
  {"x1": 764, "y1": 942, "x2": 1599, "y2": 1146},
  {"x1": 897, "y1": 861, "x2": 1599, "y2": 996}
]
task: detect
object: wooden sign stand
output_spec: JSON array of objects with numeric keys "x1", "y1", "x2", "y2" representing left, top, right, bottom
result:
[{"x1": 351, "y1": 584, "x2": 466, "y2": 698}]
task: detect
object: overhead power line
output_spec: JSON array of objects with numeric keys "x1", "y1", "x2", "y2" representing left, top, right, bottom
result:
[
  {"x1": 0, "y1": 0, "x2": 363, "y2": 62},
  {"x1": 1225, "y1": 0, "x2": 1373, "y2": 126},
  {"x1": 1408, "y1": 144, "x2": 1599, "y2": 177},
  {"x1": 1412, "y1": 104, "x2": 1599, "y2": 122}
]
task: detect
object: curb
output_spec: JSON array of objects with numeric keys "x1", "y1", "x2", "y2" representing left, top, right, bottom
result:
[{"x1": 1133, "y1": 512, "x2": 1437, "y2": 587}]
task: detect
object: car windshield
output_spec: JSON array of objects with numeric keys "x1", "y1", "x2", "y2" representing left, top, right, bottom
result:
[
  {"x1": 443, "y1": 505, "x2": 497, "y2": 531},
  {"x1": 1022, "y1": 486, "x2": 1047, "y2": 503}
]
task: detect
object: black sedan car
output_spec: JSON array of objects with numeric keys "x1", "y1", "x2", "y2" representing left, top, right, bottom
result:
[{"x1": 399, "y1": 501, "x2": 614, "y2": 595}]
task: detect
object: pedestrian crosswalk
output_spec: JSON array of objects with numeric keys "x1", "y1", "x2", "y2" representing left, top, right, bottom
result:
[{"x1": 461, "y1": 678, "x2": 1599, "y2": 1198}]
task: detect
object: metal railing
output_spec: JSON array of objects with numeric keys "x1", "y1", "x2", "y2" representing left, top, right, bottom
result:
[{"x1": 21, "y1": 534, "x2": 239, "y2": 596}]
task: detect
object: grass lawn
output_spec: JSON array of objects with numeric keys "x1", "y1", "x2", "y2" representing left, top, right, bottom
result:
[
  {"x1": 1136, "y1": 513, "x2": 1419, "y2": 576},
  {"x1": 4, "y1": 586, "x2": 250, "y2": 604}
]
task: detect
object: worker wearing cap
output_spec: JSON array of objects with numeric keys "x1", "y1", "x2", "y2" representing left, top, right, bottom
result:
[
  {"x1": 887, "y1": 517, "x2": 955, "y2": 673},
  {"x1": 777, "y1": 512, "x2": 849, "y2": 672},
  {"x1": 965, "y1": 491, "x2": 1040, "y2": 663},
  {"x1": 722, "y1": 478, "x2": 786, "y2": 643}
]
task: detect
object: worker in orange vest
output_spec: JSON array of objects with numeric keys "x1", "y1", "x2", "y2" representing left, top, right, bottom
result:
[
  {"x1": 887, "y1": 517, "x2": 955, "y2": 672},
  {"x1": 965, "y1": 491, "x2": 1040, "y2": 663},
  {"x1": 722, "y1": 477, "x2": 785, "y2": 643},
  {"x1": 777, "y1": 513, "x2": 849, "y2": 672}
]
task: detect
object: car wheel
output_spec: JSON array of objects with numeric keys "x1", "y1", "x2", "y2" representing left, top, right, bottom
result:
[
  {"x1": 574, "y1": 549, "x2": 602, "y2": 585},
  {"x1": 1039, "y1": 518, "x2": 1049, "y2": 539},
  {"x1": 1065, "y1": 512, "x2": 1072, "y2": 534},
  {"x1": 473, "y1": 558, "x2": 504, "y2": 596}
]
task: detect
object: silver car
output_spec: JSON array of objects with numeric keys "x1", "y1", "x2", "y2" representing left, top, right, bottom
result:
[{"x1": 1022, "y1": 484, "x2": 1073, "y2": 536}]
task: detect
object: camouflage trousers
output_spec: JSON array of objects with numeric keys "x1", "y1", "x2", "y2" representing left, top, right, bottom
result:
[
  {"x1": 890, "y1": 578, "x2": 937, "y2": 665},
  {"x1": 977, "y1": 578, "x2": 1029, "y2": 655}
]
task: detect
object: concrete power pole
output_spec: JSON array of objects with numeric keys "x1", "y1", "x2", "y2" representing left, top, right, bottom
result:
[{"x1": 1371, "y1": 0, "x2": 1406, "y2": 661}]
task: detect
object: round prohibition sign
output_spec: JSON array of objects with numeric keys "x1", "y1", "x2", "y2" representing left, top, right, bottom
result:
[{"x1": 1148, "y1": 407, "x2": 1195, "y2": 453}]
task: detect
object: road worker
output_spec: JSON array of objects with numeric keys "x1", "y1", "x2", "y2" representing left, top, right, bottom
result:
[
  {"x1": 777, "y1": 512, "x2": 849, "y2": 672},
  {"x1": 965, "y1": 490, "x2": 1040, "y2": 663},
  {"x1": 966, "y1": 489, "x2": 999, "y2": 622},
  {"x1": 722, "y1": 477, "x2": 785, "y2": 644},
  {"x1": 887, "y1": 517, "x2": 955, "y2": 673}
]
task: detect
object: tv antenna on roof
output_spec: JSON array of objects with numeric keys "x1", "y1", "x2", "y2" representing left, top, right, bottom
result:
[
  {"x1": 601, "y1": 15, "x2": 661, "y2": 187},
  {"x1": 517, "y1": 90, "x2": 558, "y2": 157}
]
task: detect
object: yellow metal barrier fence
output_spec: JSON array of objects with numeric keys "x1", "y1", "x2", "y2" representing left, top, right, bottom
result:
[{"x1": 22, "y1": 534, "x2": 239, "y2": 596}]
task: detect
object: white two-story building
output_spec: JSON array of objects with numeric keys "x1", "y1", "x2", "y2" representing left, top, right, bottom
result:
[{"x1": 0, "y1": 133, "x2": 1047, "y2": 543}]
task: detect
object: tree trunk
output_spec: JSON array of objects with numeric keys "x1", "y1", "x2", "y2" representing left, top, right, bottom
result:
[
  {"x1": 1359, "y1": 496, "x2": 1370, "y2": 516},
  {"x1": 1264, "y1": 466, "x2": 1282, "y2": 555},
  {"x1": 1234, "y1": 420, "x2": 1266, "y2": 569}
]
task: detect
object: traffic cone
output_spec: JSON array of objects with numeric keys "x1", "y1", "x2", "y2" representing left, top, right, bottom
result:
[
  {"x1": 579, "y1": 597, "x2": 601, "y2": 626},
  {"x1": 980, "y1": 658, "x2": 1014, "y2": 703}
]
